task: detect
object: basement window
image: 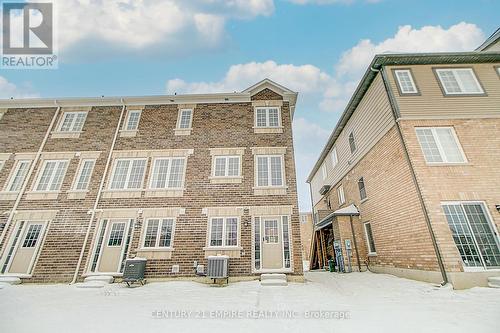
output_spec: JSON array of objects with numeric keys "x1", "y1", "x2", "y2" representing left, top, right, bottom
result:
[{"x1": 364, "y1": 222, "x2": 376, "y2": 255}]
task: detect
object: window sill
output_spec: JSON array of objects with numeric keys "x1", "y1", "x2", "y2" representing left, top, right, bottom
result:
[
  {"x1": 174, "y1": 128, "x2": 192, "y2": 136},
  {"x1": 425, "y1": 162, "x2": 470, "y2": 166},
  {"x1": 67, "y1": 190, "x2": 89, "y2": 200},
  {"x1": 51, "y1": 131, "x2": 83, "y2": 139},
  {"x1": 253, "y1": 186, "x2": 287, "y2": 196},
  {"x1": 25, "y1": 191, "x2": 60, "y2": 200},
  {"x1": 101, "y1": 190, "x2": 142, "y2": 198},
  {"x1": 119, "y1": 129, "x2": 138, "y2": 137},
  {"x1": 144, "y1": 189, "x2": 184, "y2": 197},
  {"x1": 367, "y1": 253, "x2": 377, "y2": 257},
  {"x1": 209, "y1": 176, "x2": 243, "y2": 184},
  {"x1": 253, "y1": 127, "x2": 283, "y2": 134},
  {"x1": 360, "y1": 198, "x2": 368, "y2": 204},
  {"x1": 0, "y1": 191, "x2": 19, "y2": 201}
]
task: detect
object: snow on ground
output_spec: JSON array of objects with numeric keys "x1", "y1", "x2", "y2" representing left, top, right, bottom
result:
[{"x1": 1, "y1": 271, "x2": 499, "y2": 333}]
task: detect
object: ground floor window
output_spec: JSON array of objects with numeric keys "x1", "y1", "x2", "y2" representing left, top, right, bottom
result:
[
  {"x1": 208, "y1": 217, "x2": 239, "y2": 247},
  {"x1": 143, "y1": 218, "x2": 174, "y2": 248},
  {"x1": 363, "y1": 222, "x2": 376, "y2": 255},
  {"x1": 442, "y1": 202, "x2": 500, "y2": 268}
]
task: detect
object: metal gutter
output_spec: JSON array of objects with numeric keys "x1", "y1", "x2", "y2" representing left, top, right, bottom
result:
[{"x1": 379, "y1": 66, "x2": 448, "y2": 285}]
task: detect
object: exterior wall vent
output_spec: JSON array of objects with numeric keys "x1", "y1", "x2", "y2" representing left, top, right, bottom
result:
[{"x1": 319, "y1": 185, "x2": 331, "y2": 195}]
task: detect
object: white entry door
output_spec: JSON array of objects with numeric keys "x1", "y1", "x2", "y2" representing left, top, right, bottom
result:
[
  {"x1": 90, "y1": 219, "x2": 132, "y2": 273},
  {"x1": 261, "y1": 218, "x2": 283, "y2": 269},
  {"x1": 1, "y1": 221, "x2": 47, "y2": 275}
]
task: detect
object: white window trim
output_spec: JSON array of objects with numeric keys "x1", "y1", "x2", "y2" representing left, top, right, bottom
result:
[
  {"x1": 211, "y1": 155, "x2": 242, "y2": 178},
  {"x1": 140, "y1": 218, "x2": 176, "y2": 250},
  {"x1": 321, "y1": 163, "x2": 327, "y2": 180},
  {"x1": 337, "y1": 185, "x2": 345, "y2": 205},
  {"x1": 394, "y1": 69, "x2": 418, "y2": 94},
  {"x1": 330, "y1": 147, "x2": 338, "y2": 168},
  {"x1": 108, "y1": 158, "x2": 147, "y2": 191},
  {"x1": 176, "y1": 108, "x2": 193, "y2": 130},
  {"x1": 254, "y1": 154, "x2": 286, "y2": 188},
  {"x1": 33, "y1": 159, "x2": 69, "y2": 192},
  {"x1": 254, "y1": 106, "x2": 282, "y2": 128},
  {"x1": 148, "y1": 157, "x2": 187, "y2": 190},
  {"x1": 363, "y1": 222, "x2": 377, "y2": 255},
  {"x1": 123, "y1": 110, "x2": 142, "y2": 131},
  {"x1": 206, "y1": 216, "x2": 240, "y2": 249},
  {"x1": 57, "y1": 111, "x2": 88, "y2": 132},
  {"x1": 3, "y1": 160, "x2": 31, "y2": 193},
  {"x1": 435, "y1": 68, "x2": 484, "y2": 95},
  {"x1": 0, "y1": 160, "x2": 4, "y2": 173},
  {"x1": 71, "y1": 159, "x2": 96, "y2": 191},
  {"x1": 415, "y1": 127, "x2": 467, "y2": 164},
  {"x1": 441, "y1": 201, "x2": 500, "y2": 271}
]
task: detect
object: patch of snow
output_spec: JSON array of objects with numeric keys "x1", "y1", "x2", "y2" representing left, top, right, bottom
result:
[
  {"x1": 303, "y1": 260, "x2": 310, "y2": 272},
  {"x1": 0, "y1": 271, "x2": 499, "y2": 333}
]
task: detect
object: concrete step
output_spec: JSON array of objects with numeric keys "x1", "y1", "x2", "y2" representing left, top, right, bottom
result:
[
  {"x1": 487, "y1": 276, "x2": 500, "y2": 288},
  {"x1": 261, "y1": 279, "x2": 288, "y2": 286},
  {"x1": 0, "y1": 276, "x2": 21, "y2": 285},
  {"x1": 260, "y1": 273, "x2": 287, "y2": 281},
  {"x1": 75, "y1": 281, "x2": 106, "y2": 289},
  {"x1": 84, "y1": 275, "x2": 114, "y2": 284}
]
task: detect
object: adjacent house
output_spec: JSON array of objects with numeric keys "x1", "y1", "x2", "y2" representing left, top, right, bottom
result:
[
  {"x1": 307, "y1": 51, "x2": 500, "y2": 289},
  {"x1": 0, "y1": 79, "x2": 303, "y2": 283}
]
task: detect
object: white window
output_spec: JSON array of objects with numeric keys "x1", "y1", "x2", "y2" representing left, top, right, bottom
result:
[
  {"x1": 255, "y1": 107, "x2": 281, "y2": 128},
  {"x1": 213, "y1": 156, "x2": 240, "y2": 177},
  {"x1": 256, "y1": 155, "x2": 284, "y2": 187},
  {"x1": 34, "y1": 160, "x2": 69, "y2": 191},
  {"x1": 337, "y1": 185, "x2": 345, "y2": 205},
  {"x1": 149, "y1": 157, "x2": 186, "y2": 189},
  {"x1": 74, "y1": 159, "x2": 95, "y2": 190},
  {"x1": 330, "y1": 147, "x2": 338, "y2": 168},
  {"x1": 209, "y1": 217, "x2": 239, "y2": 247},
  {"x1": 5, "y1": 160, "x2": 31, "y2": 192},
  {"x1": 143, "y1": 218, "x2": 174, "y2": 248},
  {"x1": 435, "y1": 68, "x2": 484, "y2": 95},
  {"x1": 321, "y1": 163, "x2": 327, "y2": 180},
  {"x1": 124, "y1": 110, "x2": 141, "y2": 131},
  {"x1": 109, "y1": 158, "x2": 147, "y2": 190},
  {"x1": 358, "y1": 177, "x2": 367, "y2": 200},
  {"x1": 363, "y1": 222, "x2": 376, "y2": 255},
  {"x1": 394, "y1": 69, "x2": 418, "y2": 94},
  {"x1": 348, "y1": 132, "x2": 356, "y2": 153},
  {"x1": 415, "y1": 127, "x2": 466, "y2": 164},
  {"x1": 23, "y1": 224, "x2": 43, "y2": 248},
  {"x1": 442, "y1": 202, "x2": 500, "y2": 268},
  {"x1": 177, "y1": 109, "x2": 193, "y2": 129},
  {"x1": 108, "y1": 222, "x2": 126, "y2": 247},
  {"x1": 58, "y1": 112, "x2": 87, "y2": 132}
]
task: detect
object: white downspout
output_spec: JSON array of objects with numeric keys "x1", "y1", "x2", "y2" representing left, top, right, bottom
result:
[
  {"x1": 70, "y1": 100, "x2": 126, "y2": 284},
  {"x1": 0, "y1": 101, "x2": 61, "y2": 253}
]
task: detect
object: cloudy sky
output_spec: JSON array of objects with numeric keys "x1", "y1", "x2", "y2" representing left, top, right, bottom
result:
[{"x1": 1, "y1": 0, "x2": 498, "y2": 211}]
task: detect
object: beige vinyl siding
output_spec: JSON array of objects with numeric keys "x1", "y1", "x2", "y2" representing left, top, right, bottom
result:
[
  {"x1": 388, "y1": 63, "x2": 500, "y2": 119},
  {"x1": 310, "y1": 74, "x2": 394, "y2": 206}
]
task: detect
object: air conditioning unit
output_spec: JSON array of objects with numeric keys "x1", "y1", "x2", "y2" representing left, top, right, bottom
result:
[
  {"x1": 319, "y1": 185, "x2": 331, "y2": 195},
  {"x1": 207, "y1": 255, "x2": 229, "y2": 279}
]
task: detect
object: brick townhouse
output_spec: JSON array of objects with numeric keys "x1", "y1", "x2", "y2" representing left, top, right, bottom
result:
[
  {"x1": 307, "y1": 50, "x2": 500, "y2": 289},
  {"x1": 0, "y1": 79, "x2": 303, "y2": 283}
]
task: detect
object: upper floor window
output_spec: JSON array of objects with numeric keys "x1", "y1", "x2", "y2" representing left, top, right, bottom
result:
[
  {"x1": 0, "y1": 160, "x2": 4, "y2": 172},
  {"x1": 58, "y1": 112, "x2": 87, "y2": 132},
  {"x1": 209, "y1": 217, "x2": 238, "y2": 247},
  {"x1": 74, "y1": 159, "x2": 95, "y2": 190},
  {"x1": 149, "y1": 157, "x2": 186, "y2": 189},
  {"x1": 321, "y1": 163, "x2": 327, "y2": 180},
  {"x1": 5, "y1": 160, "x2": 31, "y2": 192},
  {"x1": 213, "y1": 156, "x2": 240, "y2": 178},
  {"x1": 256, "y1": 155, "x2": 284, "y2": 187},
  {"x1": 109, "y1": 158, "x2": 147, "y2": 190},
  {"x1": 255, "y1": 107, "x2": 281, "y2": 128},
  {"x1": 435, "y1": 68, "x2": 484, "y2": 95},
  {"x1": 394, "y1": 69, "x2": 418, "y2": 94},
  {"x1": 358, "y1": 177, "x2": 367, "y2": 200},
  {"x1": 330, "y1": 147, "x2": 338, "y2": 168},
  {"x1": 143, "y1": 218, "x2": 174, "y2": 249},
  {"x1": 364, "y1": 222, "x2": 376, "y2": 255},
  {"x1": 415, "y1": 127, "x2": 466, "y2": 164},
  {"x1": 348, "y1": 132, "x2": 356, "y2": 154},
  {"x1": 124, "y1": 110, "x2": 141, "y2": 131},
  {"x1": 34, "y1": 160, "x2": 69, "y2": 191},
  {"x1": 337, "y1": 185, "x2": 345, "y2": 205},
  {"x1": 177, "y1": 109, "x2": 193, "y2": 129}
]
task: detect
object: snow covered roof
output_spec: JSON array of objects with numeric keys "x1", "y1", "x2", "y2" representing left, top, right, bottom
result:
[{"x1": 315, "y1": 204, "x2": 360, "y2": 230}]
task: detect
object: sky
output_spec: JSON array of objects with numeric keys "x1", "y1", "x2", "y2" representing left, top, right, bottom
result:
[{"x1": 0, "y1": 0, "x2": 498, "y2": 211}]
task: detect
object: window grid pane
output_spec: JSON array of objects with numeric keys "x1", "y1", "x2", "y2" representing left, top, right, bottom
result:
[
  {"x1": 435, "y1": 128, "x2": 464, "y2": 163},
  {"x1": 143, "y1": 219, "x2": 159, "y2": 248},
  {"x1": 225, "y1": 218, "x2": 238, "y2": 246},
  {"x1": 210, "y1": 218, "x2": 223, "y2": 246},
  {"x1": 22, "y1": 224, "x2": 43, "y2": 248},
  {"x1": 268, "y1": 108, "x2": 279, "y2": 127},
  {"x1": 416, "y1": 128, "x2": 443, "y2": 163},
  {"x1": 257, "y1": 157, "x2": 269, "y2": 186},
  {"x1": 256, "y1": 109, "x2": 267, "y2": 127},
  {"x1": 108, "y1": 222, "x2": 126, "y2": 247},
  {"x1": 455, "y1": 69, "x2": 482, "y2": 93},
  {"x1": 60, "y1": 113, "x2": 75, "y2": 132},
  {"x1": 168, "y1": 158, "x2": 184, "y2": 188},
  {"x1": 72, "y1": 113, "x2": 86, "y2": 131},
  {"x1": 49, "y1": 161, "x2": 68, "y2": 191},
  {"x1": 358, "y1": 177, "x2": 366, "y2": 200},
  {"x1": 270, "y1": 156, "x2": 283, "y2": 186},
  {"x1": 8, "y1": 161, "x2": 30, "y2": 192},
  {"x1": 364, "y1": 223, "x2": 376, "y2": 253},
  {"x1": 264, "y1": 220, "x2": 279, "y2": 243},
  {"x1": 227, "y1": 157, "x2": 239, "y2": 177},
  {"x1": 76, "y1": 160, "x2": 95, "y2": 190},
  {"x1": 396, "y1": 70, "x2": 417, "y2": 93},
  {"x1": 179, "y1": 110, "x2": 192, "y2": 129},
  {"x1": 214, "y1": 157, "x2": 226, "y2": 177},
  {"x1": 126, "y1": 111, "x2": 141, "y2": 130},
  {"x1": 110, "y1": 160, "x2": 130, "y2": 189},
  {"x1": 282, "y1": 216, "x2": 291, "y2": 268},
  {"x1": 159, "y1": 219, "x2": 174, "y2": 247},
  {"x1": 127, "y1": 160, "x2": 146, "y2": 189},
  {"x1": 254, "y1": 218, "x2": 261, "y2": 270},
  {"x1": 151, "y1": 159, "x2": 169, "y2": 189},
  {"x1": 438, "y1": 70, "x2": 462, "y2": 93}
]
